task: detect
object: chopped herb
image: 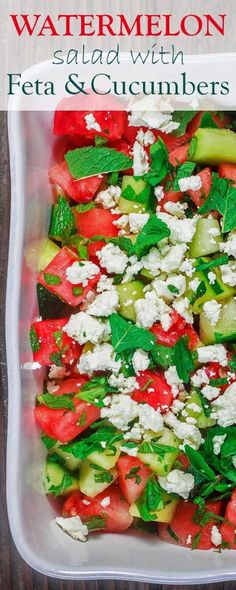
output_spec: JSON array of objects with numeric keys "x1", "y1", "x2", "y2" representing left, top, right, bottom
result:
[
  {"x1": 185, "y1": 445, "x2": 216, "y2": 481},
  {"x1": 198, "y1": 173, "x2": 236, "y2": 233},
  {"x1": 30, "y1": 326, "x2": 40, "y2": 352},
  {"x1": 75, "y1": 202, "x2": 96, "y2": 213},
  {"x1": 200, "y1": 112, "x2": 218, "y2": 129},
  {"x1": 109, "y1": 313, "x2": 155, "y2": 355},
  {"x1": 77, "y1": 376, "x2": 118, "y2": 407},
  {"x1": 167, "y1": 526, "x2": 179, "y2": 542},
  {"x1": 41, "y1": 435, "x2": 56, "y2": 449},
  {"x1": 48, "y1": 473, "x2": 73, "y2": 496},
  {"x1": 50, "y1": 352, "x2": 63, "y2": 367},
  {"x1": 132, "y1": 214, "x2": 170, "y2": 258},
  {"x1": 44, "y1": 273, "x2": 62, "y2": 286},
  {"x1": 72, "y1": 286, "x2": 83, "y2": 296},
  {"x1": 172, "y1": 111, "x2": 196, "y2": 137},
  {"x1": 53, "y1": 330, "x2": 63, "y2": 349},
  {"x1": 38, "y1": 393, "x2": 74, "y2": 411},
  {"x1": 195, "y1": 255, "x2": 229, "y2": 272},
  {"x1": 77, "y1": 411, "x2": 87, "y2": 426},
  {"x1": 62, "y1": 425, "x2": 122, "y2": 460},
  {"x1": 125, "y1": 466, "x2": 142, "y2": 485},
  {"x1": 209, "y1": 377, "x2": 228, "y2": 387},
  {"x1": 189, "y1": 280, "x2": 207, "y2": 304},
  {"x1": 173, "y1": 161, "x2": 196, "y2": 191},
  {"x1": 107, "y1": 171, "x2": 119, "y2": 186},
  {"x1": 144, "y1": 139, "x2": 170, "y2": 186},
  {"x1": 139, "y1": 441, "x2": 177, "y2": 459},
  {"x1": 167, "y1": 284, "x2": 179, "y2": 294},
  {"x1": 174, "y1": 337, "x2": 195, "y2": 383},
  {"x1": 136, "y1": 476, "x2": 165, "y2": 521},
  {"x1": 84, "y1": 515, "x2": 107, "y2": 531},
  {"x1": 49, "y1": 195, "x2": 75, "y2": 242},
  {"x1": 151, "y1": 342, "x2": 175, "y2": 370},
  {"x1": 94, "y1": 135, "x2": 108, "y2": 147},
  {"x1": 65, "y1": 146, "x2": 132, "y2": 179},
  {"x1": 191, "y1": 531, "x2": 202, "y2": 550}
]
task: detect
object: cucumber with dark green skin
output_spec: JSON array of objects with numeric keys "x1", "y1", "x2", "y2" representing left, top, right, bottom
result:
[{"x1": 191, "y1": 128, "x2": 236, "y2": 165}]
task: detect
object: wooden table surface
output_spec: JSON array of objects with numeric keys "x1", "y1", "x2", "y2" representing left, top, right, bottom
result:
[{"x1": 0, "y1": 110, "x2": 236, "y2": 590}]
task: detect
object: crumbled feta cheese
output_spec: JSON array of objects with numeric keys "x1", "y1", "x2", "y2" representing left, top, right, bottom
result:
[
  {"x1": 180, "y1": 258, "x2": 195, "y2": 277},
  {"x1": 122, "y1": 255, "x2": 143, "y2": 283},
  {"x1": 164, "y1": 366, "x2": 184, "y2": 397},
  {"x1": 201, "y1": 384, "x2": 220, "y2": 401},
  {"x1": 101, "y1": 394, "x2": 139, "y2": 430},
  {"x1": 66, "y1": 260, "x2": 99, "y2": 286},
  {"x1": 211, "y1": 526, "x2": 222, "y2": 547},
  {"x1": 172, "y1": 297, "x2": 193, "y2": 324},
  {"x1": 203, "y1": 300, "x2": 222, "y2": 326},
  {"x1": 191, "y1": 368, "x2": 209, "y2": 388},
  {"x1": 208, "y1": 271, "x2": 217, "y2": 285},
  {"x1": 55, "y1": 516, "x2": 88, "y2": 542},
  {"x1": 213, "y1": 434, "x2": 227, "y2": 455},
  {"x1": 128, "y1": 213, "x2": 149, "y2": 233},
  {"x1": 171, "y1": 399, "x2": 185, "y2": 415},
  {"x1": 163, "y1": 201, "x2": 188, "y2": 219},
  {"x1": 138, "y1": 404, "x2": 163, "y2": 432},
  {"x1": 211, "y1": 382, "x2": 236, "y2": 426},
  {"x1": 128, "y1": 99, "x2": 179, "y2": 134},
  {"x1": 113, "y1": 215, "x2": 129, "y2": 230},
  {"x1": 135, "y1": 297, "x2": 160, "y2": 328},
  {"x1": 189, "y1": 278, "x2": 201, "y2": 291},
  {"x1": 208, "y1": 227, "x2": 220, "y2": 245},
  {"x1": 23, "y1": 361, "x2": 42, "y2": 370},
  {"x1": 154, "y1": 186, "x2": 164, "y2": 202},
  {"x1": 48, "y1": 365, "x2": 67, "y2": 379},
  {"x1": 97, "y1": 243, "x2": 128, "y2": 274},
  {"x1": 187, "y1": 403, "x2": 201, "y2": 414},
  {"x1": 186, "y1": 534, "x2": 192, "y2": 545},
  {"x1": 160, "y1": 244, "x2": 188, "y2": 273},
  {"x1": 123, "y1": 422, "x2": 143, "y2": 441},
  {"x1": 164, "y1": 412, "x2": 203, "y2": 449},
  {"x1": 47, "y1": 380, "x2": 59, "y2": 394},
  {"x1": 120, "y1": 445, "x2": 138, "y2": 457},
  {"x1": 197, "y1": 345, "x2": 228, "y2": 367},
  {"x1": 95, "y1": 185, "x2": 121, "y2": 209},
  {"x1": 136, "y1": 128, "x2": 155, "y2": 146},
  {"x1": 87, "y1": 290, "x2": 119, "y2": 317},
  {"x1": 108, "y1": 373, "x2": 138, "y2": 394},
  {"x1": 132, "y1": 349, "x2": 150, "y2": 375},
  {"x1": 141, "y1": 247, "x2": 161, "y2": 276},
  {"x1": 159, "y1": 470, "x2": 195, "y2": 499},
  {"x1": 96, "y1": 275, "x2": 115, "y2": 293},
  {"x1": 100, "y1": 496, "x2": 111, "y2": 508},
  {"x1": 84, "y1": 113, "x2": 101, "y2": 132},
  {"x1": 132, "y1": 141, "x2": 149, "y2": 176},
  {"x1": 63, "y1": 312, "x2": 110, "y2": 345},
  {"x1": 158, "y1": 212, "x2": 198, "y2": 245},
  {"x1": 178, "y1": 175, "x2": 202, "y2": 192},
  {"x1": 220, "y1": 261, "x2": 236, "y2": 286},
  {"x1": 78, "y1": 343, "x2": 121, "y2": 376},
  {"x1": 220, "y1": 232, "x2": 236, "y2": 259},
  {"x1": 152, "y1": 274, "x2": 186, "y2": 301}
]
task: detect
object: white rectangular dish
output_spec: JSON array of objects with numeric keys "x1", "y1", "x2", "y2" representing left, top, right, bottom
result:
[{"x1": 6, "y1": 55, "x2": 236, "y2": 583}]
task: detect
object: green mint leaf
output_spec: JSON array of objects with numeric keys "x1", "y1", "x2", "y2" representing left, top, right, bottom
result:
[
  {"x1": 167, "y1": 284, "x2": 179, "y2": 294},
  {"x1": 144, "y1": 139, "x2": 170, "y2": 186},
  {"x1": 136, "y1": 476, "x2": 165, "y2": 521},
  {"x1": 50, "y1": 352, "x2": 63, "y2": 366},
  {"x1": 109, "y1": 313, "x2": 155, "y2": 354},
  {"x1": 209, "y1": 377, "x2": 228, "y2": 387},
  {"x1": 44, "y1": 273, "x2": 62, "y2": 286},
  {"x1": 94, "y1": 135, "x2": 108, "y2": 147},
  {"x1": 167, "y1": 526, "x2": 179, "y2": 542},
  {"x1": 174, "y1": 337, "x2": 195, "y2": 383},
  {"x1": 75, "y1": 202, "x2": 95, "y2": 213},
  {"x1": 200, "y1": 112, "x2": 218, "y2": 129},
  {"x1": 84, "y1": 515, "x2": 107, "y2": 531},
  {"x1": 196, "y1": 389, "x2": 212, "y2": 418},
  {"x1": 172, "y1": 111, "x2": 196, "y2": 137},
  {"x1": 38, "y1": 393, "x2": 74, "y2": 411},
  {"x1": 65, "y1": 146, "x2": 132, "y2": 179},
  {"x1": 195, "y1": 255, "x2": 228, "y2": 272},
  {"x1": 92, "y1": 466, "x2": 114, "y2": 484},
  {"x1": 139, "y1": 441, "x2": 177, "y2": 459},
  {"x1": 65, "y1": 235, "x2": 88, "y2": 260},
  {"x1": 125, "y1": 466, "x2": 142, "y2": 485},
  {"x1": 72, "y1": 286, "x2": 83, "y2": 296},
  {"x1": 53, "y1": 330, "x2": 63, "y2": 349},
  {"x1": 189, "y1": 280, "x2": 207, "y2": 305},
  {"x1": 191, "y1": 531, "x2": 202, "y2": 550},
  {"x1": 185, "y1": 445, "x2": 216, "y2": 481},
  {"x1": 132, "y1": 214, "x2": 170, "y2": 258},
  {"x1": 173, "y1": 161, "x2": 196, "y2": 191},
  {"x1": 188, "y1": 137, "x2": 197, "y2": 160},
  {"x1": 221, "y1": 184, "x2": 236, "y2": 233},
  {"x1": 107, "y1": 171, "x2": 120, "y2": 186},
  {"x1": 77, "y1": 376, "x2": 118, "y2": 407},
  {"x1": 41, "y1": 435, "x2": 56, "y2": 449},
  {"x1": 122, "y1": 183, "x2": 153, "y2": 210},
  {"x1": 48, "y1": 473, "x2": 73, "y2": 496},
  {"x1": 30, "y1": 326, "x2": 40, "y2": 352},
  {"x1": 151, "y1": 343, "x2": 175, "y2": 370},
  {"x1": 62, "y1": 425, "x2": 122, "y2": 460},
  {"x1": 49, "y1": 195, "x2": 75, "y2": 242},
  {"x1": 198, "y1": 173, "x2": 232, "y2": 227}
]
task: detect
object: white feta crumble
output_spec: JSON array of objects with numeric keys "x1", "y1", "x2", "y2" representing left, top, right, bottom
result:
[
  {"x1": 55, "y1": 516, "x2": 88, "y2": 542},
  {"x1": 171, "y1": 399, "x2": 185, "y2": 415},
  {"x1": 23, "y1": 361, "x2": 42, "y2": 370},
  {"x1": 189, "y1": 278, "x2": 201, "y2": 291},
  {"x1": 128, "y1": 213, "x2": 149, "y2": 233},
  {"x1": 180, "y1": 258, "x2": 195, "y2": 277},
  {"x1": 197, "y1": 345, "x2": 228, "y2": 367},
  {"x1": 78, "y1": 343, "x2": 121, "y2": 376},
  {"x1": 201, "y1": 384, "x2": 220, "y2": 401},
  {"x1": 213, "y1": 434, "x2": 227, "y2": 455},
  {"x1": 178, "y1": 175, "x2": 202, "y2": 193},
  {"x1": 160, "y1": 244, "x2": 188, "y2": 273},
  {"x1": 158, "y1": 212, "x2": 198, "y2": 245},
  {"x1": 132, "y1": 349, "x2": 150, "y2": 375},
  {"x1": 138, "y1": 404, "x2": 163, "y2": 433},
  {"x1": 164, "y1": 412, "x2": 203, "y2": 450},
  {"x1": 211, "y1": 526, "x2": 222, "y2": 548},
  {"x1": 186, "y1": 534, "x2": 192, "y2": 545},
  {"x1": 208, "y1": 271, "x2": 217, "y2": 285},
  {"x1": 164, "y1": 366, "x2": 184, "y2": 397},
  {"x1": 191, "y1": 368, "x2": 209, "y2": 388},
  {"x1": 84, "y1": 113, "x2": 101, "y2": 132},
  {"x1": 120, "y1": 445, "x2": 138, "y2": 457},
  {"x1": 113, "y1": 215, "x2": 129, "y2": 230},
  {"x1": 132, "y1": 141, "x2": 149, "y2": 176},
  {"x1": 66, "y1": 260, "x2": 99, "y2": 286},
  {"x1": 96, "y1": 275, "x2": 115, "y2": 293},
  {"x1": 63, "y1": 312, "x2": 110, "y2": 345},
  {"x1": 141, "y1": 247, "x2": 161, "y2": 275},
  {"x1": 108, "y1": 373, "x2": 138, "y2": 394},
  {"x1": 152, "y1": 274, "x2": 186, "y2": 301},
  {"x1": 128, "y1": 98, "x2": 179, "y2": 134},
  {"x1": 122, "y1": 255, "x2": 143, "y2": 283},
  {"x1": 208, "y1": 227, "x2": 220, "y2": 244},
  {"x1": 202, "y1": 300, "x2": 222, "y2": 326},
  {"x1": 163, "y1": 201, "x2": 188, "y2": 219},
  {"x1": 48, "y1": 365, "x2": 67, "y2": 379},
  {"x1": 220, "y1": 261, "x2": 236, "y2": 286},
  {"x1": 172, "y1": 297, "x2": 193, "y2": 324},
  {"x1": 100, "y1": 496, "x2": 111, "y2": 508},
  {"x1": 97, "y1": 243, "x2": 128, "y2": 274},
  {"x1": 220, "y1": 232, "x2": 236, "y2": 259},
  {"x1": 211, "y1": 382, "x2": 236, "y2": 426},
  {"x1": 187, "y1": 403, "x2": 202, "y2": 414},
  {"x1": 134, "y1": 297, "x2": 160, "y2": 328},
  {"x1": 136, "y1": 128, "x2": 155, "y2": 146},
  {"x1": 101, "y1": 394, "x2": 139, "y2": 430},
  {"x1": 159, "y1": 470, "x2": 195, "y2": 499},
  {"x1": 154, "y1": 186, "x2": 164, "y2": 202},
  {"x1": 95, "y1": 185, "x2": 121, "y2": 209},
  {"x1": 87, "y1": 290, "x2": 119, "y2": 317}
]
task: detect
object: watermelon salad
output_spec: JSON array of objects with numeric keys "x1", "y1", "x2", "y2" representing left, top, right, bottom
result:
[{"x1": 29, "y1": 100, "x2": 236, "y2": 550}]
